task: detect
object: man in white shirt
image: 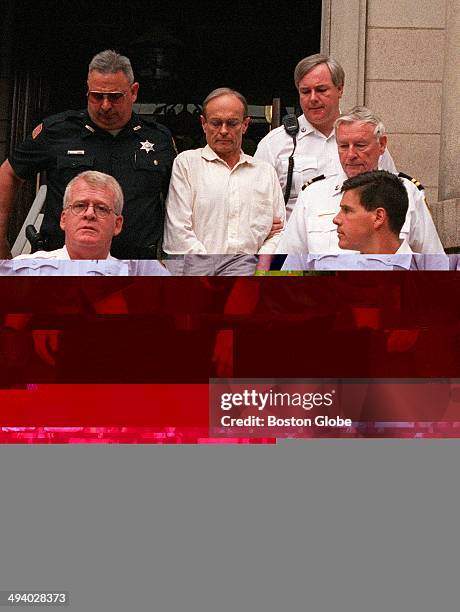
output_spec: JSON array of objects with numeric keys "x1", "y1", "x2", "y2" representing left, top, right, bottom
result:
[
  {"x1": 277, "y1": 106, "x2": 444, "y2": 257},
  {"x1": 334, "y1": 171, "x2": 411, "y2": 255},
  {"x1": 11, "y1": 170, "x2": 170, "y2": 276},
  {"x1": 15, "y1": 170, "x2": 124, "y2": 262},
  {"x1": 255, "y1": 54, "x2": 396, "y2": 215},
  {"x1": 284, "y1": 171, "x2": 413, "y2": 271},
  {"x1": 163, "y1": 88, "x2": 286, "y2": 260}
]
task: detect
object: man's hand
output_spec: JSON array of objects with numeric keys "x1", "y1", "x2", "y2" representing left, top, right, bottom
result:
[
  {"x1": 256, "y1": 254, "x2": 274, "y2": 271},
  {"x1": 267, "y1": 217, "x2": 283, "y2": 240}
]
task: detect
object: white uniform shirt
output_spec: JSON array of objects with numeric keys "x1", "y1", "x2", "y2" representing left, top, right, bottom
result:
[
  {"x1": 282, "y1": 248, "x2": 449, "y2": 271},
  {"x1": 254, "y1": 114, "x2": 397, "y2": 216},
  {"x1": 12, "y1": 247, "x2": 170, "y2": 275},
  {"x1": 163, "y1": 145, "x2": 286, "y2": 255},
  {"x1": 276, "y1": 172, "x2": 444, "y2": 255},
  {"x1": 12, "y1": 246, "x2": 129, "y2": 275}
]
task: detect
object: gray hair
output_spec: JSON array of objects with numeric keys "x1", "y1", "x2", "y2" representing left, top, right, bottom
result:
[
  {"x1": 294, "y1": 53, "x2": 345, "y2": 89},
  {"x1": 88, "y1": 49, "x2": 135, "y2": 84},
  {"x1": 202, "y1": 87, "x2": 248, "y2": 118},
  {"x1": 64, "y1": 171, "x2": 124, "y2": 215},
  {"x1": 334, "y1": 106, "x2": 386, "y2": 142}
]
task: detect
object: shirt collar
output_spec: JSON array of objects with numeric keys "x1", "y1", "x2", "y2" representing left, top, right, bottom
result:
[
  {"x1": 330, "y1": 171, "x2": 348, "y2": 197},
  {"x1": 82, "y1": 111, "x2": 138, "y2": 138},
  {"x1": 63, "y1": 245, "x2": 118, "y2": 262},
  {"x1": 201, "y1": 144, "x2": 254, "y2": 166},
  {"x1": 297, "y1": 114, "x2": 335, "y2": 141},
  {"x1": 361, "y1": 253, "x2": 413, "y2": 269},
  {"x1": 396, "y1": 239, "x2": 413, "y2": 254}
]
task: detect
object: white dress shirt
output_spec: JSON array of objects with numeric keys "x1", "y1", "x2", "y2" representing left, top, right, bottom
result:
[
  {"x1": 10, "y1": 247, "x2": 170, "y2": 276},
  {"x1": 282, "y1": 247, "x2": 449, "y2": 271},
  {"x1": 276, "y1": 172, "x2": 444, "y2": 255},
  {"x1": 255, "y1": 114, "x2": 397, "y2": 216},
  {"x1": 11, "y1": 246, "x2": 129, "y2": 275},
  {"x1": 163, "y1": 145, "x2": 286, "y2": 255}
]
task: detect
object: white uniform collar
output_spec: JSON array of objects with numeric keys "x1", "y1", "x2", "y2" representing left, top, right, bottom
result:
[
  {"x1": 297, "y1": 114, "x2": 335, "y2": 141},
  {"x1": 330, "y1": 171, "x2": 348, "y2": 197},
  {"x1": 395, "y1": 239, "x2": 413, "y2": 254},
  {"x1": 13, "y1": 245, "x2": 119, "y2": 263}
]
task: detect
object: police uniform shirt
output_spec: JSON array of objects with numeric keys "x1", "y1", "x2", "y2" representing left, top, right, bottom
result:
[
  {"x1": 254, "y1": 114, "x2": 397, "y2": 217},
  {"x1": 11, "y1": 246, "x2": 129, "y2": 275},
  {"x1": 276, "y1": 172, "x2": 445, "y2": 255},
  {"x1": 281, "y1": 247, "x2": 449, "y2": 271},
  {"x1": 10, "y1": 110, "x2": 176, "y2": 259}
]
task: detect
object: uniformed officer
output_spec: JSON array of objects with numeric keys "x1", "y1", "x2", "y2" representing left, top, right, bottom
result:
[
  {"x1": 0, "y1": 49, "x2": 176, "y2": 259},
  {"x1": 254, "y1": 53, "x2": 396, "y2": 217},
  {"x1": 276, "y1": 106, "x2": 444, "y2": 255}
]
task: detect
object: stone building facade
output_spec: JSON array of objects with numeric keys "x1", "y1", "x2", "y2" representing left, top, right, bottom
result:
[{"x1": 322, "y1": 0, "x2": 460, "y2": 248}]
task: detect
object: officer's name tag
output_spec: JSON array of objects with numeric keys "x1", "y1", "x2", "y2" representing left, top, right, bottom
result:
[{"x1": 67, "y1": 150, "x2": 85, "y2": 155}]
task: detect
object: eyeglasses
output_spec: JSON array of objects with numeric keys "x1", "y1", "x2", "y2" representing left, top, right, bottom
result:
[
  {"x1": 206, "y1": 119, "x2": 245, "y2": 130},
  {"x1": 87, "y1": 91, "x2": 128, "y2": 104},
  {"x1": 66, "y1": 202, "x2": 117, "y2": 219}
]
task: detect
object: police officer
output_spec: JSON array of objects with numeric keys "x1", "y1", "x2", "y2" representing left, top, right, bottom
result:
[
  {"x1": 276, "y1": 107, "x2": 444, "y2": 255},
  {"x1": 255, "y1": 53, "x2": 396, "y2": 217},
  {"x1": 0, "y1": 49, "x2": 176, "y2": 259}
]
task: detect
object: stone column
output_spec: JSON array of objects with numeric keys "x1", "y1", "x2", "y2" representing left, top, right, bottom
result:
[
  {"x1": 321, "y1": 0, "x2": 367, "y2": 110},
  {"x1": 439, "y1": 0, "x2": 460, "y2": 200}
]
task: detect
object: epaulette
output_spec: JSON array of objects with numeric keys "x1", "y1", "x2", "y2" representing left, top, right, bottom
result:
[
  {"x1": 136, "y1": 113, "x2": 158, "y2": 127},
  {"x1": 398, "y1": 172, "x2": 424, "y2": 191},
  {"x1": 301, "y1": 174, "x2": 326, "y2": 190},
  {"x1": 31, "y1": 110, "x2": 85, "y2": 139},
  {"x1": 42, "y1": 109, "x2": 86, "y2": 129}
]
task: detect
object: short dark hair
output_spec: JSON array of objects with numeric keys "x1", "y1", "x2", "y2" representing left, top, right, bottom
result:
[{"x1": 341, "y1": 171, "x2": 408, "y2": 235}]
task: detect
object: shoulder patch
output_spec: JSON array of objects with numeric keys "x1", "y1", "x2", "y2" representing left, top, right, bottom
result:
[
  {"x1": 398, "y1": 172, "x2": 424, "y2": 191},
  {"x1": 301, "y1": 174, "x2": 326, "y2": 190},
  {"x1": 31, "y1": 123, "x2": 43, "y2": 139}
]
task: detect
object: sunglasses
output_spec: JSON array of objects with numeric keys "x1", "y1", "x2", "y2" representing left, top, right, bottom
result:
[{"x1": 87, "y1": 91, "x2": 128, "y2": 104}]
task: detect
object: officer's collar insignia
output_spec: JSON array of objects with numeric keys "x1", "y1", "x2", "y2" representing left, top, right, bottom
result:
[
  {"x1": 85, "y1": 124, "x2": 95, "y2": 133},
  {"x1": 133, "y1": 125, "x2": 142, "y2": 131},
  {"x1": 140, "y1": 140, "x2": 155, "y2": 153}
]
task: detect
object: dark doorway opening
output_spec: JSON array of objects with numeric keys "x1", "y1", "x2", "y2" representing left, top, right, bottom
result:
[{"x1": 13, "y1": 0, "x2": 321, "y2": 115}]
